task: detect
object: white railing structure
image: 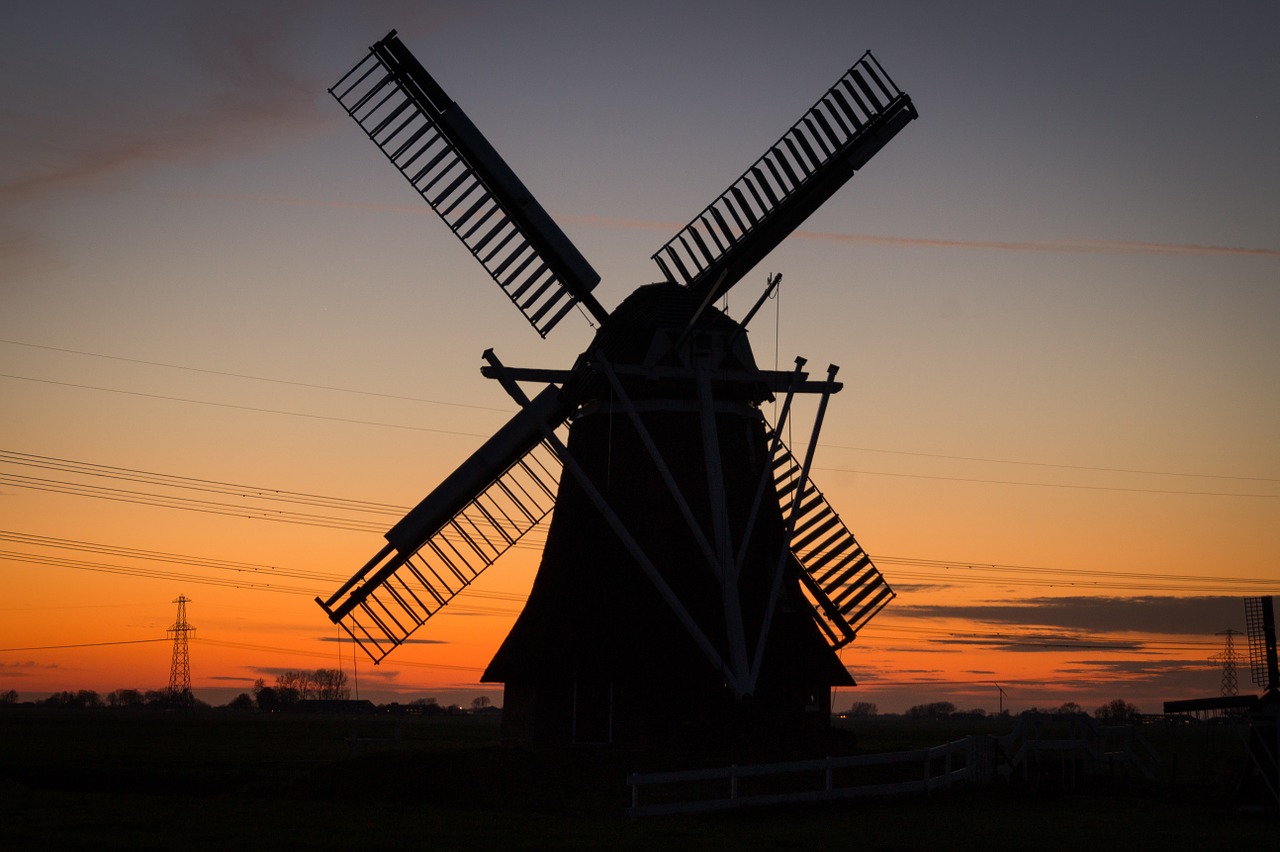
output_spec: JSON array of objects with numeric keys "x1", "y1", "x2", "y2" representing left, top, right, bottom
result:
[
  {"x1": 997, "y1": 712, "x2": 1159, "y2": 783},
  {"x1": 627, "y1": 736, "x2": 994, "y2": 817},
  {"x1": 627, "y1": 713, "x2": 1165, "y2": 817}
]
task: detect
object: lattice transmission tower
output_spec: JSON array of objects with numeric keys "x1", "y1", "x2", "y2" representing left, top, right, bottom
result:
[
  {"x1": 1211, "y1": 628, "x2": 1242, "y2": 697},
  {"x1": 167, "y1": 595, "x2": 195, "y2": 707}
]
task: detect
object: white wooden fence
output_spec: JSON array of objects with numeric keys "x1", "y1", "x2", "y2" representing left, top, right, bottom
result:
[{"x1": 627, "y1": 735, "x2": 994, "y2": 817}]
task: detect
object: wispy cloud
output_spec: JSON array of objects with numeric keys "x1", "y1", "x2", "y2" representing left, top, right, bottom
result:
[
  {"x1": 151, "y1": 200, "x2": 1277, "y2": 261},
  {"x1": 0, "y1": 660, "x2": 59, "y2": 677},
  {"x1": 930, "y1": 633, "x2": 1144, "y2": 653},
  {"x1": 892, "y1": 595, "x2": 1247, "y2": 637},
  {"x1": 559, "y1": 214, "x2": 1280, "y2": 258},
  {"x1": 0, "y1": 8, "x2": 326, "y2": 206},
  {"x1": 794, "y1": 231, "x2": 1280, "y2": 258}
]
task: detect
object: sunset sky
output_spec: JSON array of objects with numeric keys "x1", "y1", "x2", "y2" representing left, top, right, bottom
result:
[{"x1": 3, "y1": 1, "x2": 1277, "y2": 715}]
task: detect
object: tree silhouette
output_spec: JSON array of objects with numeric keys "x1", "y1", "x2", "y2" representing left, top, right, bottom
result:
[
  {"x1": 905, "y1": 701, "x2": 956, "y2": 719},
  {"x1": 1094, "y1": 698, "x2": 1140, "y2": 724}
]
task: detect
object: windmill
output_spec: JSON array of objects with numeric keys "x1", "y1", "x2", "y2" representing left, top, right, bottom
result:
[{"x1": 317, "y1": 30, "x2": 917, "y2": 748}]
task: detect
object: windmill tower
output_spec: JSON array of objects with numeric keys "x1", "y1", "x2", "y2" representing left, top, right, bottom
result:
[
  {"x1": 167, "y1": 595, "x2": 194, "y2": 707},
  {"x1": 317, "y1": 31, "x2": 916, "y2": 748}
]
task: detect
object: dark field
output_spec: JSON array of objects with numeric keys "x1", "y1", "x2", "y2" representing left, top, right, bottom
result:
[{"x1": 2, "y1": 708, "x2": 1273, "y2": 850}]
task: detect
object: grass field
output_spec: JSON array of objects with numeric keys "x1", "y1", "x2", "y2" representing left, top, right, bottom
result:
[{"x1": 2, "y1": 708, "x2": 1273, "y2": 850}]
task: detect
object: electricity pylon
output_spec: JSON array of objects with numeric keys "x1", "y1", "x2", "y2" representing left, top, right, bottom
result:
[
  {"x1": 1212, "y1": 628, "x2": 1242, "y2": 697},
  {"x1": 167, "y1": 595, "x2": 195, "y2": 708}
]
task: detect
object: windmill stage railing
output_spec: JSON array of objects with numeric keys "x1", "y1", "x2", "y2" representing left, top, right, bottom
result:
[{"x1": 652, "y1": 51, "x2": 916, "y2": 304}]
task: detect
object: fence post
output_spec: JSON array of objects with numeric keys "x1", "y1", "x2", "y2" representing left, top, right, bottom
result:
[{"x1": 968, "y1": 735, "x2": 996, "y2": 786}]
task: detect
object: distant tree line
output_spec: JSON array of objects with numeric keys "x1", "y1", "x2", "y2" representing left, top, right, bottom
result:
[
  {"x1": 30, "y1": 687, "x2": 198, "y2": 710},
  {"x1": 1, "y1": 680, "x2": 502, "y2": 716},
  {"x1": 903, "y1": 701, "x2": 993, "y2": 719},
  {"x1": 894, "y1": 698, "x2": 1143, "y2": 724}
]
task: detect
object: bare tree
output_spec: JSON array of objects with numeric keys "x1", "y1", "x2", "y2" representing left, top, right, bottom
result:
[
  {"x1": 275, "y1": 670, "x2": 314, "y2": 701},
  {"x1": 312, "y1": 669, "x2": 350, "y2": 700},
  {"x1": 107, "y1": 688, "x2": 144, "y2": 708},
  {"x1": 845, "y1": 701, "x2": 878, "y2": 717},
  {"x1": 1094, "y1": 698, "x2": 1140, "y2": 724}
]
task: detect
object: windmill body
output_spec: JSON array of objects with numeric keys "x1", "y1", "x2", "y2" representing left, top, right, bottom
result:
[
  {"x1": 483, "y1": 283, "x2": 852, "y2": 746},
  {"x1": 317, "y1": 30, "x2": 917, "y2": 748}
]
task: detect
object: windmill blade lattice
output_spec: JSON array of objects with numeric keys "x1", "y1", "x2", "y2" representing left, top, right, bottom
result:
[
  {"x1": 317, "y1": 392, "x2": 568, "y2": 664},
  {"x1": 769, "y1": 425, "x2": 894, "y2": 647},
  {"x1": 331, "y1": 32, "x2": 606, "y2": 337},
  {"x1": 653, "y1": 52, "x2": 916, "y2": 307}
]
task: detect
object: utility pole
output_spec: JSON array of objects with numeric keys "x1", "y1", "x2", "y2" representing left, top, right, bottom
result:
[
  {"x1": 1212, "y1": 628, "x2": 1242, "y2": 697},
  {"x1": 167, "y1": 595, "x2": 195, "y2": 708}
]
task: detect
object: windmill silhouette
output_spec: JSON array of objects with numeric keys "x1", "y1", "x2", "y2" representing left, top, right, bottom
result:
[{"x1": 317, "y1": 31, "x2": 917, "y2": 747}]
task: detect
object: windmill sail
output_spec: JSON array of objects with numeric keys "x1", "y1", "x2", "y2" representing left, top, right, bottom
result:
[
  {"x1": 652, "y1": 52, "x2": 916, "y2": 306},
  {"x1": 768, "y1": 426, "x2": 894, "y2": 647},
  {"x1": 331, "y1": 31, "x2": 607, "y2": 337},
  {"x1": 317, "y1": 386, "x2": 570, "y2": 663},
  {"x1": 1244, "y1": 595, "x2": 1279, "y2": 692}
]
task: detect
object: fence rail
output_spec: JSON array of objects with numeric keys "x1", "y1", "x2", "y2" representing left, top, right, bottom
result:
[
  {"x1": 627, "y1": 736, "x2": 990, "y2": 817},
  {"x1": 627, "y1": 712, "x2": 1162, "y2": 817}
]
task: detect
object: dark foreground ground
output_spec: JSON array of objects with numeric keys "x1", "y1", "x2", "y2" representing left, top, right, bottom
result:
[{"x1": 2, "y1": 708, "x2": 1273, "y2": 850}]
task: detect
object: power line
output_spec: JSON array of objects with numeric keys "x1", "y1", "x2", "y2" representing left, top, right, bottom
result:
[
  {"x1": 885, "y1": 573, "x2": 1275, "y2": 594},
  {"x1": 0, "y1": 473, "x2": 391, "y2": 534},
  {"x1": 197, "y1": 637, "x2": 485, "y2": 672},
  {"x1": 0, "y1": 638, "x2": 169, "y2": 652},
  {"x1": 14, "y1": 365, "x2": 1272, "y2": 496},
  {"x1": 821, "y1": 443, "x2": 1280, "y2": 485},
  {"x1": 0, "y1": 450, "x2": 553, "y2": 548},
  {"x1": 0, "y1": 530, "x2": 321, "y2": 577},
  {"x1": 4, "y1": 520, "x2": 1269, "y2": 613},
  {"x1": 0, "y1": 450, "x2": 406, "y2": 514},
  {"x1": 4, "y1": 340, "x2": 1272, "y2": 490},
  {"x1": 874, "y1": 554, "x2": 1274, "y2": 587},
  {"x1": 0, "y1": 373, "x2": 495, "y2": 440},
  {"x1": 0, "y1": 550, "x2": 528, "y2": 615},
  {"x1": 0, "y1": 551, "x2": 320, "y2": 595},
  {"x1": 1, "y1": 530, "x2": 537, "y2": 605},
  {"x1": 0, "y1": 338, "x2": 512, "y2": 413},
  {"x1": 811, "y1": 465, "x2": 1279, "y2": 499}
]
